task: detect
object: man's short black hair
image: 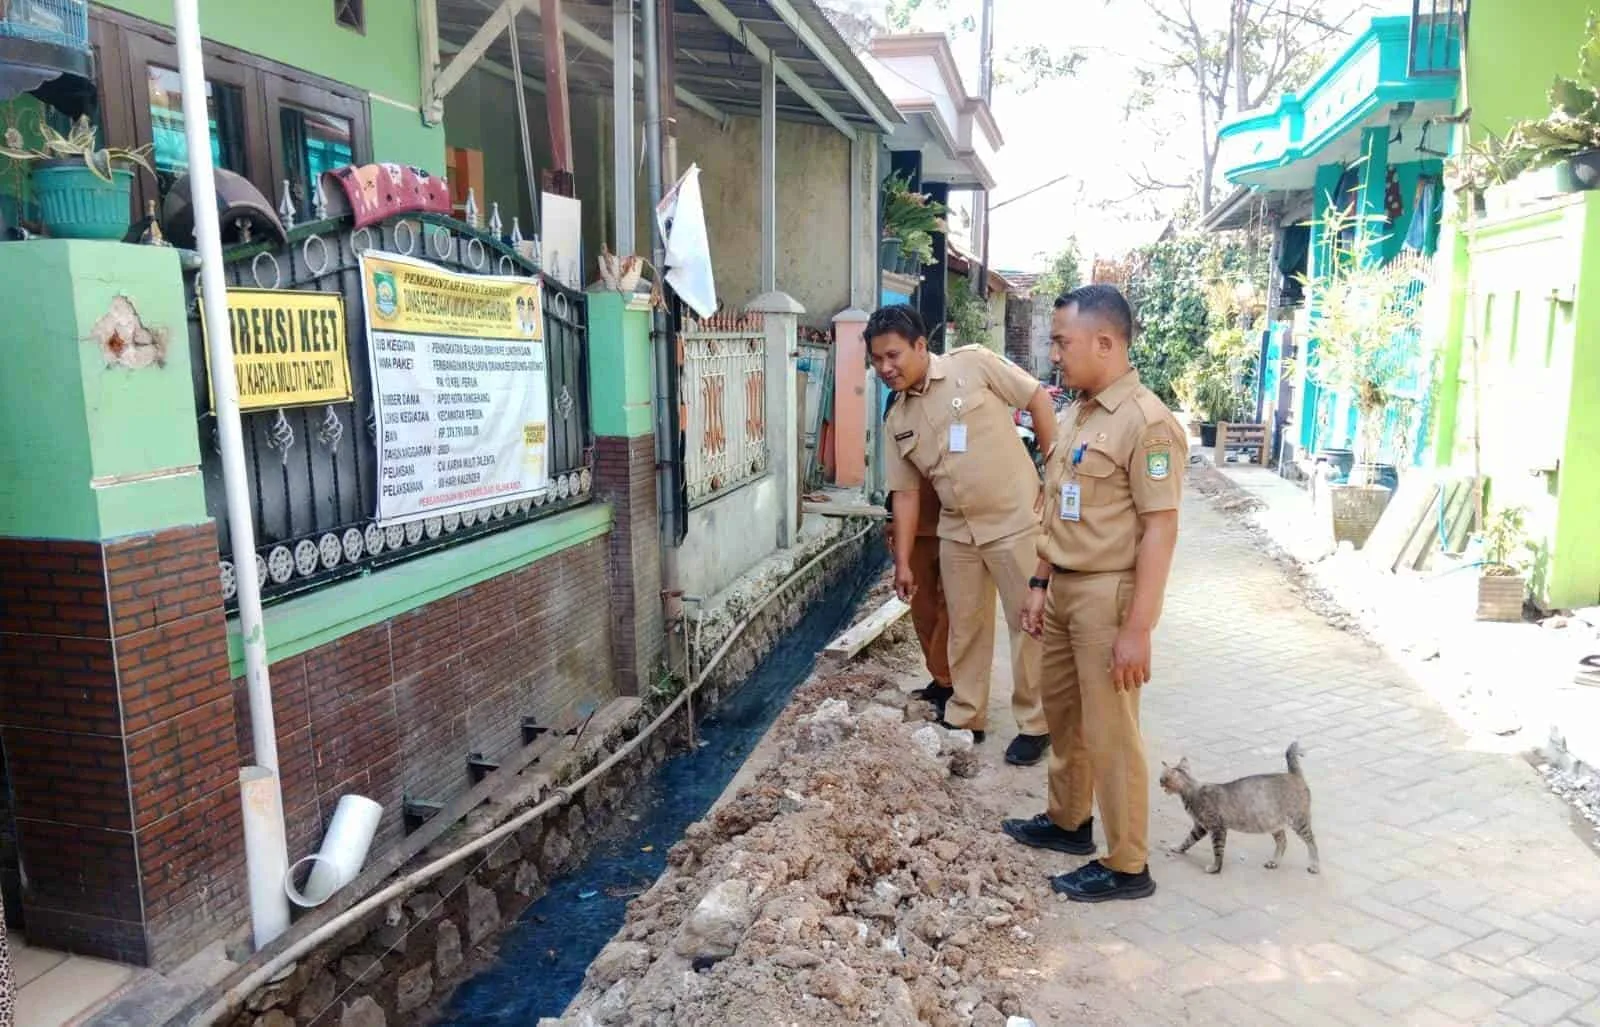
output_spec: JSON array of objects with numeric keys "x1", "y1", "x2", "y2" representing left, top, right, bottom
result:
[
  {"x1": 865, "y1": 304, "x2": 927, "y2": 347},
  {"x1": 1054, "y1": 284, "x2": 1135, "y2": 342}
]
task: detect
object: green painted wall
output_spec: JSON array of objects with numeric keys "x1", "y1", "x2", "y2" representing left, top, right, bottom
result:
[
  {"x1": 0, "y1": 241, "x2": 206, "y2": 541},
  {"x1": 1447, "y1": 193, "x2": 1600, "y2": 608},
  {"x1": 587, "y1": 291, "x2": 655, "y2": 438},
  {"x1": 100, "y1": 0, "x2": 443, "y2": 172},
  {"x1": 226, "y1": 503, "x2": 612, "y2": 675},
  {"x1": 1462, "y1": 0, "x2": 1592, "y2": 138}
]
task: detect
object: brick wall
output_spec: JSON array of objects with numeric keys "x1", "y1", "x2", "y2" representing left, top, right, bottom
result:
[
  {"x1": 1005, "y1": 296, "x2": 1035, "y2": 371},
  {"x1": 594, "y1": 434, "x2": 664, "y2": 695},
  {"x1": 233, "y1": 536, "x2": 619, "y2": 870},
  {"x1": 0, "y1": 527, "x2": 243, "y2": 967},
  {"x1": 0, "y1": 520, "x2": 623, "y2": 970}
]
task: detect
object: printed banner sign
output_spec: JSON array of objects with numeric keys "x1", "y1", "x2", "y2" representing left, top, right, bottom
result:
[
  {"x1": 201, "y1": 289, "x2": 351, "y2": 412},
  {"x1": 359, "y1": 250, "x2": 549, "y2": 525}
]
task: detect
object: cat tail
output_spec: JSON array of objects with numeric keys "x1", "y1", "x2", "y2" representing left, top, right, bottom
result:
[{"x1": 1285, "y1": 741, "x2": 1304, "y2": 776}]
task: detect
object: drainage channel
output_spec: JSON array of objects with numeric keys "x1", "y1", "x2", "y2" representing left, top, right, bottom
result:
[{"x1": 436, "y1": 538, "x2": 887, "y2": 1024}]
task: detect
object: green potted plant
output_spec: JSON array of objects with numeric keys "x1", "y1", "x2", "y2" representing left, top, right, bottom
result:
[
  {"x1": 881, "y1": 171, "x2": 947, "y2": 274},
  {"x1": 899, "y1": 228, "x2": 935, "y2": 273},
  {"x1": 1476, "y1": 504, "x2": 1531, "y2": 621},
  {"x1": 1298, "y1": 206, "x2": 1430, "y2": 548},
  {"x1": 1, "y1": 114, "x2": 153, "y2": 240},
  {"x1": 1444, "y1": 129, "x2": 1531, "y2": 215},
  {"x1": 1503, "y1": 14, "x2": 1600, "y2": 193},
  {"x1": 1176, "y1": 328, "x2": 1253, "y2": 446}
]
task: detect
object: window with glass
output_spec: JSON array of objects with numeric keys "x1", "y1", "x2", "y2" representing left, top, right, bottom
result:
[
  {"x1": 91, "y1": 7, "x2": 371, "y2": 221},
  {"x1": 146, "y1": 65, "x2": 248, "y2": 201},
  {"x1": 280, "y1": 103, "x2": 353, "y2": 216}
]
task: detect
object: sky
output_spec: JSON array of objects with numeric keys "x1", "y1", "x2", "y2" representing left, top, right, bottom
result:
[{"x1": 835, "y1": 0, "x2": 1399, "y2": 271}]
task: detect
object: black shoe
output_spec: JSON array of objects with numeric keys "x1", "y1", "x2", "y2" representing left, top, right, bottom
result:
[
  {"x1": 911, "y1": 682, "x2": 954, "y2": 706},
  {"x1": 1004, "y1": 733, "x2": 1050, "y2": 767},
  {"x1": 937, "y1": 719, "x2": 985, "y2": 743},
  {"x1": 1051, "y1": 860, "x2": 1156, "y2": 903},
  {"x1": 1001, "y1": 813, "x2": 1095, "y2": 855}
]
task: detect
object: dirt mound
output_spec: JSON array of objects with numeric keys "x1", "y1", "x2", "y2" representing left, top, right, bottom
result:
[{"x1": 545, "y1": 672, "x2": 1043, "y2": 1027}]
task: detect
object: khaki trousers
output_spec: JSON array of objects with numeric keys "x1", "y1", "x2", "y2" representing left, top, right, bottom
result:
[
  {"x1": 1040, "y1": 569, "x2": 1148, "y2": 874},
  {"x1": 939, "y1": 530, "x2": 1047, "y2": 735},
  {"x1": 906, "y1": 534, "x2": 952, "y2": 685}
]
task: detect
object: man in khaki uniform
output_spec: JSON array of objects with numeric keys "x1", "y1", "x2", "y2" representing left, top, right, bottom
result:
[
  {"x1": 1005, "y1": 284, "x2": 1184, "y2": 903},
  {"x1": 883, "y1": 392, "x2": 953, "y2": 698},
  {"x1": 868, "y1": 304, "x2": 1056, "y2": 766}
]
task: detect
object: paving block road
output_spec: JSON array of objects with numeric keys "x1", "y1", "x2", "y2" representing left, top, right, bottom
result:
[{"x1": 974, "y1": 483, "x2": 1600, "y2": 1026}]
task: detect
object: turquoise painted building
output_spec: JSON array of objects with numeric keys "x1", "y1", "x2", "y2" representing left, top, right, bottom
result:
[{"x1": 1203, "y1": 14, "x2": 1460, "y2": 475}]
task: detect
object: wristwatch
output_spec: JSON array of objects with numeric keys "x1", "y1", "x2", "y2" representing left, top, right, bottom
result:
[{"x1": 1028, "y1": 576, "x2": 1051, "y2": 591}]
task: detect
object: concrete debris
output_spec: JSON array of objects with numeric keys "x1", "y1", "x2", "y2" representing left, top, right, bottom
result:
[{"x1": 549, "y1": 657, "x2": 1040, "y2": 1026}]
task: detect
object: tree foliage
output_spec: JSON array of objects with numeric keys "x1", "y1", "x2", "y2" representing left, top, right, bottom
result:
[
  {"x1": 1122, "y1": 0, "x2": 1369, "y2": 212},
  {"x1": 883, "y1": 0, "x2": 1083, "y2": 93},
  {"x1": 1031, "y1": 238, "x2": 1083, "y2": 302},
  {"x1": 1123, "y1": 223, "x2": 1268, "y2": 406}
]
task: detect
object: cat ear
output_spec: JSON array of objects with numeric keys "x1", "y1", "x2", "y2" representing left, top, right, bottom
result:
[{"x1": 1176, "y1": 757, "x2": 1190, "y2": 771}]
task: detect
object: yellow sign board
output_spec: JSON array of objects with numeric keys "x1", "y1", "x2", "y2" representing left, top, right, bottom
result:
[
  {"x1": 361, "y1": 253, "x2": 543, "y2": 342},
  {"x1": 201, "y1": 289, "x2": 352, "y2": 412}
]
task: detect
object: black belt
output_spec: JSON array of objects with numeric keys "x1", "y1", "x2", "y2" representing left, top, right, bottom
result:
[{"x1": 1051, "y1": 565, "x2": 1132, "y2": 575}]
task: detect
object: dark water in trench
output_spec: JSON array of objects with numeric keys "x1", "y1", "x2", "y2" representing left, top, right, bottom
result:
[{"x1": 437, "y1": 536, "x2": 887, "y2": 1024}]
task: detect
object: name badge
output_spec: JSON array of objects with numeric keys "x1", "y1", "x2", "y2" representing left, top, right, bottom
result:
[
  {"x1": 949, "y1": 423, "x2": 968, "y2": 453},
  {"x1": 1059, "y1": 482, "x2": 1081, "y2": 522}
]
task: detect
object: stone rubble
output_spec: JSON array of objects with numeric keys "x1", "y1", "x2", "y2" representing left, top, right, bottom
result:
[{"x1": 542, "y1": 670, "x2": 1043, "y2": 1027}]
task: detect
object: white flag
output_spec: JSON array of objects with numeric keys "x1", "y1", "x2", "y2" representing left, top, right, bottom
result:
[{"x1": 655, "y1": 164, "x2": 718, "y2": 319}]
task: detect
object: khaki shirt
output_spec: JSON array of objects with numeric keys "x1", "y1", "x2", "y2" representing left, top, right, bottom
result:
[
  {"x1": 884, "y1": 347, "x2": 1043, "y2": 546},
  {"x1": 1038, "y1": 370, "x2": 1185, "y2": 573}
]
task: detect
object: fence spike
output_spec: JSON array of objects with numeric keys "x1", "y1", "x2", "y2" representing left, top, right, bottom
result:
[
  {"x1": 489, "y1": 201, "x2": 503, "y2": 238},
  {"x1": 313, "y1": 176, "x2": 329, "y2": 220},
  {"x1": 510, "y1": 217, "x2": 524, "y2": 245},
  {"x1": 278, "y1": 180, "x2": 297, "y2": 229},
  {"x1": 465, "y1": 188, "x2": 480, "y2": 229}
]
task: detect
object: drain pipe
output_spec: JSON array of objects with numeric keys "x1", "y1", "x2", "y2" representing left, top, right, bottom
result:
[
  {"x1": 192, "y1": 523, "x2": 873, "y2": 1026},
  {"x1": 642, "y1": 0, "x2": 687, "y2": 673},
  {"x1": 173, "y1": 0, "x2": 289, "y2": 951}
]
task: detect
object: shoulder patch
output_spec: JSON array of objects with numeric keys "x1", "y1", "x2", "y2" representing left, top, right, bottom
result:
[{"x1": 1146, "y1": 449, "x2": 1172, "y2": 481}]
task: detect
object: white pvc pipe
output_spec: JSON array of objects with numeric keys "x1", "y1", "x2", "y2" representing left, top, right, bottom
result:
[
  {"x1": 194, "y1": 523, "x2": 874, "y2": 1025},
  {"x1": 173, "y1": 0, "x2": 278, "y2": 777},
  {"x1": 239, "y1": 768, "x2": 291, "y2": 950},
  {"x1": 285, "y1": 795, "x2": 383, "y2": 908},
  {"x1": 175, "y1": 0, "x2": 288, "y2": 952}
]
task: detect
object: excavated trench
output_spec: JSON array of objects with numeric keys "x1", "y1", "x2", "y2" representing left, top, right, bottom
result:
[{"x1": 434, "y1": 538, "x2": 887, "y2": 1024}]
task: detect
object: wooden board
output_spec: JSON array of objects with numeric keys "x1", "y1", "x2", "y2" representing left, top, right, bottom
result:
[
  {"x1": 1394, "y1": 483, "x2": 1446, "y2": 574},
  {"x1": 1362, "y1": 473, "x2": 1438, "y2": 572},
  {"x1": 1444, "y1": 482, "x2": 1476, "y2": 553},
  {"x1": 823, "y1": 596, "x2": 909, "y2": 660}
]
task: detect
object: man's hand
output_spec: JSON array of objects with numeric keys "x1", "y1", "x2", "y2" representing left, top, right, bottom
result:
[
  {"x1": 1111, "y1": 623, "x2": 1152, "y2": 691},
  {"x1": 1021, "y1": 586, "x2": 1047, "y2": 639},
  {"x1": 894, "y1": 561, "x2": 918, "y2": 603}
]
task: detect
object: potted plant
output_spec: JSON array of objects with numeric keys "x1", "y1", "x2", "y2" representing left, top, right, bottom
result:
[
  {"x1": 1444, "y1": 129, "x2": 1531, "y2": 215},
  {"x1": 1476, "y1": 505, "x2": 1531, "y2": 621},
  {"x1": 0, "y1": 114, "x2": 153, "y2": 240},
  {"x1": 881, "y1": 171, "x2": 947, "y2": 275},
  {"x1": 1503, "y1": 15, "x2": 1600, "y2": 193},
  {"x1": 1176, "y1": 328, "x2": 1253, "y2": 447},
  {"x1": 1298, "y1": 206, "x2": 1430, "y2": 548},
  {"x1": 900, "y1": 228, "x2": 935, "y2": 273}
]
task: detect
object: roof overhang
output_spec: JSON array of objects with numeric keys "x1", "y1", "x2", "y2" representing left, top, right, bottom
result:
[
  {"x1": 865, "y1": 32, "x2": 1001, "y2": 189},
  {"x1": 1216, "y1": 15, "x2": 1459, "y2": 193},
  {"x1": 431, "y1": 0, "x2": 903, "y2": 137}
]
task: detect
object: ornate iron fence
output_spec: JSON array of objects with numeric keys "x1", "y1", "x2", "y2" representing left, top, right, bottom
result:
[
  {"x1": 188, "y1": 212, "x2": 592, "y2": 609},
  {"x1": 678, "y1": 309, "x2": 768, "y2": 506}
]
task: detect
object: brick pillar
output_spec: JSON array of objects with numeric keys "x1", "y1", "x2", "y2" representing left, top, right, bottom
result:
[
  {"x1": 586, "y1": 289, "x2": 663, "y2": 694},
  {"x1": 0, "y1": 242, "x2": 243, "y2": 968},
  {"x1": 1005, "y1": 296, "x2": 1035, "y2": 373}
]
